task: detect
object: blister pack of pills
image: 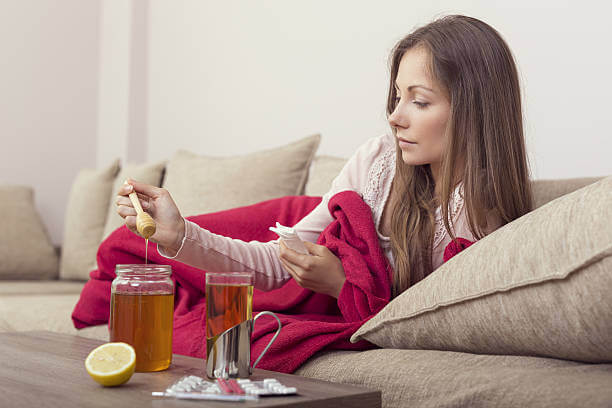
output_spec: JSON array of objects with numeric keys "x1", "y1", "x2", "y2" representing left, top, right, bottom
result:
[
  {"x1": 152, "y1": 375, "x2": 298, "y2": 402},
  {"x1": 269, "y1": 222, "x2": 309, "y2": 255}
]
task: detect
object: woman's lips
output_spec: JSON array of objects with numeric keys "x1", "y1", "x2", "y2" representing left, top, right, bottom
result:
[{"x1": 398, "y1": 137, "x2": 416, "y2": 147}]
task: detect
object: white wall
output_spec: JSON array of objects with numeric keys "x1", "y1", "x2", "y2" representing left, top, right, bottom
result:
[
  {"x1": 3, "y1": 0, "x2": 611, "y2": 245},
  {"x1": 96, "y1": 0, "x2": 131, "y2": 167},
  {"x1": 0, "y1": 0, "x2": 100, "y2": 245},
  {"x1": 97, "y1": 0, "x2": 149, "y2": 167},
  {"x1": 146, "y1": 0, "x2": 612, "y2": 179}
]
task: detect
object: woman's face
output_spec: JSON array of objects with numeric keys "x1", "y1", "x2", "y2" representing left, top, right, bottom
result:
[{"x1": 388, "y1": 47, "x2": 451, "y2": 172}]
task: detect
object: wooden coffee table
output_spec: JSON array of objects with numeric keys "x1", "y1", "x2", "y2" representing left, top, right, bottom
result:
[{"x1": 0, "y1": 331, "x2": 381, "y2": 407}]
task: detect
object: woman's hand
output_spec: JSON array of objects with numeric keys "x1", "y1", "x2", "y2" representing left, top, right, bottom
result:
[
  {"x1": 116, "y1": 179, "x2": 185, "y2": 255},
  {"x1": 278, "y1": 241, "x2": 346, "y2": 298}
]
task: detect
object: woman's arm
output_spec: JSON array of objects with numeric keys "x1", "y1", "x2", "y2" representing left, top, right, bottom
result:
[
  {"x1": 158, "y1": 219, "x2": 289, "y2": 291},
  {"x1": 157, "y1": 134, "x2": 390, "y2": 292}
]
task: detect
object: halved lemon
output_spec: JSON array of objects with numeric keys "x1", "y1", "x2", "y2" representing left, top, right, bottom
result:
[{"x1": 85, "y1": 342, "x2": 136, "y2": 386}]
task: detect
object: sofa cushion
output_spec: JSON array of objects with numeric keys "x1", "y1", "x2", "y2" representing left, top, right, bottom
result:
[
  {"x1": 59, "y1": 159, "x2": 120, "y2": 281},
  {"x1": 297, "y1": 349, "x2": 612, "y2": 408},
  {"x1": 304, "y1": 155, "x2": 348, "y2": 196},
  {"x1": 162, "y1": 134, "x2": 320, "y2": 216},
  {"x1": 352, "y1": 175, "x2": 612, "y2": 363},
  {"x1": 101, "y1": 160, "x2": 166, "y2": 240},
  {"x1": 0, "y1": 293, "x2": 108, "y2": 342},
  {"x1": 0, "y1": 281, "x2": 85, "y2": 296},
  {"x1": 0, "y1": 186, "x2": 59, "y2": 280},
  {"x1": 532, "y1": 176, "x2": 603, "y2": 208}
]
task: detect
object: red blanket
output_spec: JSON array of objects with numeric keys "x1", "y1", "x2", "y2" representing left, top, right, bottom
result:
[{"x1": 72, "y1": 191, "x2": 393, "y2": 373}]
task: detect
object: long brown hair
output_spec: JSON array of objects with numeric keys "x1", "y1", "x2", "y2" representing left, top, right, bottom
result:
[{"x1": 387, "y1": 15, "x2": 533, "y2": 296}]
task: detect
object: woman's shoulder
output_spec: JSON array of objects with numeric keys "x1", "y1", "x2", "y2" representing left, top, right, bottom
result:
[
  {"x1": 357, "y1": 133, "x2": 395, "y2": 155},
  {"x1": 327, "y1": 133, "x2": 396, "y2": 195},
  {"x1": 347, "y1": 133, "x2": 395, "y2": 167}
]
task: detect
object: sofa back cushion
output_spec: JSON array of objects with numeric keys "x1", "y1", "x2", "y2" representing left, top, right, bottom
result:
[
  {"x1": 59, "y1": 159, "x2": 120, "y2": 281},
  {"x1": 351, "y1": 175, "x2": 612, "y2": 363},
  {"x1": 532, "y1": 176, "x2": 603, "y2": 208},
  {"x1": 0, "y1": 186, "x2": 59, "y2": 280},
  {"x1": 162, "y1": 134, "x2": 320, "y2": 216},
  {"x1": 304, "y1": 155, "x2": 348, "y2": 196}
]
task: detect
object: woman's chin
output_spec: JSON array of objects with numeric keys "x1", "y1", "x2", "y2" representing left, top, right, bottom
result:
[{"x1": 400, "y1": 151, "x2": 424, "y2": 166}]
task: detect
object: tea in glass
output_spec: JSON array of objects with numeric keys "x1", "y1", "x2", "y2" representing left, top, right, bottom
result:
[{"x1": 206, "y1": 272, "x2": 253, "y2": 355}]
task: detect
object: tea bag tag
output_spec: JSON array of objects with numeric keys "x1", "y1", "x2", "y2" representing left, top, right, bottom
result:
[{"x1": 269, "y1": 223, "x2": 309, "y2": 255}]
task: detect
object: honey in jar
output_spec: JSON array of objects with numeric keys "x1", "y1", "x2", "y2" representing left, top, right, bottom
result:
[{"x1": 110, "y1": 264, "x2": 174, "y2": 372}]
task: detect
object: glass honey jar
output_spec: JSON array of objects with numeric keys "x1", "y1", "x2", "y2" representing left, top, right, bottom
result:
[{"x1": 110, "y1": 264, "x2": 174, "y2": 372}]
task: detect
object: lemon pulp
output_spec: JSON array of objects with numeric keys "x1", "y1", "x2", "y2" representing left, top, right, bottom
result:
[{"x1": 85, "y1": 342, "x2": 136, "y2": 387}]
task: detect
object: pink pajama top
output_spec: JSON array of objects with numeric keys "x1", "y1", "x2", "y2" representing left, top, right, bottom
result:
[{"x1": 159, "y1": 133, "x2": 494, "y2": 291}]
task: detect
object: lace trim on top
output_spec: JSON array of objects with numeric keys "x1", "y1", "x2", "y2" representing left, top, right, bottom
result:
[
  {"x1": 432, "y1": 184, "x2": 464, "y2": 248},
  {"x1": 362, "y1": 141, "x2": 465, "y2": 250},
  {"x1": 362, "y1": 146, "x2": 396, "y2": 239}
]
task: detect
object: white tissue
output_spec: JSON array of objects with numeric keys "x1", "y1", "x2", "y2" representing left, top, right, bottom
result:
[{"x1": 269, "y1": 222, "x2": 309, "y2": 255}]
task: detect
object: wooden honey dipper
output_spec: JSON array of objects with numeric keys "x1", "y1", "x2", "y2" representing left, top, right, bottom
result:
[{"x1": 125, "y1": 181, "x2": 156, "y2": 239}]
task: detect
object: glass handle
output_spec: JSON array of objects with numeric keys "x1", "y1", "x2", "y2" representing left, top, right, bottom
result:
[{"x1": 251, "y1": 311, "x2": 282, "y2": 369}]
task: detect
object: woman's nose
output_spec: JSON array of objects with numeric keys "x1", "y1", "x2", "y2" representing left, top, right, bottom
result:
[{"x1": 388, "y1": 107, "x2": 408, "y2": 130}]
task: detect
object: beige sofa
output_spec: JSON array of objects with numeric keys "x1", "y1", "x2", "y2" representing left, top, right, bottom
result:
[{"x1": 1, "y1": 134, "x2": 611, "y2": 407}]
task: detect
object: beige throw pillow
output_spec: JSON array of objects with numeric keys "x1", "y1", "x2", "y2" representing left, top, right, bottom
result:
[
  {"x1": 0, "y1": 186, "x2": 59, "y2": 280},
  {"x1": 351, "y1": 176, "x2": 612, "y2": 363},
  {"x1": 59, "y1": 159, "x2": 120, "y2": 280},
  {"x1": 101, "y1": 160, "x2": 166, "y2": 240},
  {"x1": 304, "y1": 155, "x2": 348, "y2": 196},
  {"x1": 162, "y1": 134, "x2": 321, "y2": 216}
]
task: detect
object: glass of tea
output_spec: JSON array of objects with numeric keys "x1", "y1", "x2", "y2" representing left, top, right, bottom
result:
[
  {"x1": 205, "y1": 272, "x2": 281, "y2": 379},
  {"x1": 110, "y1": 264, "x2": 174, "y2": 372}
]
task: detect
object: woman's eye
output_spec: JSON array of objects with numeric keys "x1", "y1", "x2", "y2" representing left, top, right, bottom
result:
[{"x1": 413, "y1": 101, "x2": 429, "y2": 109}]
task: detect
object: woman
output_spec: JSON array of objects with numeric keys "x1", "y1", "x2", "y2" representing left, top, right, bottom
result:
[{"x1": 117, "y1": 15, "x2": 532, "y2": 298}]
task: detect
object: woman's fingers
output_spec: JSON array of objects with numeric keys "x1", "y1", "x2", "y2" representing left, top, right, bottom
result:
[
  {"x1": 117, "y1": 204, "x2": 137, "y2": 218},
  {"x1": 135, "y1": 192, "x2": 149, "y2": 202},
  {"x1": 133, "y1": 193, "x2": 152, "y2": 209},
  {"x1": 116, "y1": 193, "x2": 150, "y2": 208},
  {"x1": 279, "y1": 241, "x2": 311, "y2": 270},
  {"x1": 279, "y1": 243, "x2": 312, "y2": 283},
  {"x1": 118, "y1": 179, "x2": 159, "y2": 197},
  {"x1": 126, "y1": 178, "x2": 164, "y2": 197},
  {"x1": 125, "y1": 215, "x2": 137, "y2": 231},
  {"x1": 116, "y1": 196, "x2": 131, "y2": 206},
  {"x1": 279, "y1": 258, "x2": 303, "y2": 285},
  {"x1": 303, "y1": 241, "x2": 326, "y2": 256},
  {"x1": 279, "y1": 257, "x2": 293, "y2": 274},
  {"x1": 118, "y1": 183, "x2": 134, "y2": 196}
]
